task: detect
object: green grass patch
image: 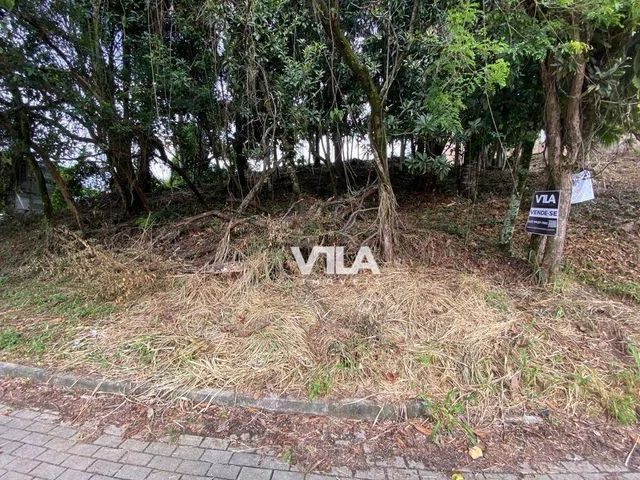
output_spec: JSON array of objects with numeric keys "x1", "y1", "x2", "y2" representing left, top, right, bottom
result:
[
  {"x1": 0, "y1": 328, "x2": 21, "y2": 350},
  {"x1": 607, "y1": 394, "x2": 638, "y2": 425},
  {"x1": 307, "y1": 373, "x2": 332, "y2": 399}
]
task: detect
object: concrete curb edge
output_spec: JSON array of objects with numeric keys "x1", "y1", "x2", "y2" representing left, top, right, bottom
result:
[{"x1": 0, "y1": 361, "x2": 425, "y2": 421}]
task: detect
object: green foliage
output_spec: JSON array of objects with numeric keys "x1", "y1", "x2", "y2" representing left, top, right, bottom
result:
[{"x1": 405, "y1": 153, "x2": 451, "y2": 181}]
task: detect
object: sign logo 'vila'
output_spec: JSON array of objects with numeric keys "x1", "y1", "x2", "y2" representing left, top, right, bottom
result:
[{"x1": 291, "y1": 246, "x2": 380, "y2": 275}]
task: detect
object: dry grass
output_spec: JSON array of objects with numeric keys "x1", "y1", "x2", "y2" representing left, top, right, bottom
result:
[{"x1": 2, "y1": 172, "x2": 640, "y2": 427}]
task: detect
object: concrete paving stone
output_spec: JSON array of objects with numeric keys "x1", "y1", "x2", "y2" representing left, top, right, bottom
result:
[
  {"x1": 560, "y1": 462, "x2": 598, "y2": 474},
  {"x1": 259, "y1": 457, "x2": 289, "y2": 471},
  {"x1": 201, "y1": 449, "x2": 232, "y2": 464},
  {"x1": 22, "y1": 433, "x2": 54, "y2": 447},
  {"x1": 146, "y1": 471, "x2": 181, "y2": 480},
  {"x1": 181, "y1": 476, "x2": 209, "y2": 480},
  {"x1": 147, "y1": 455, "x2": 182, "y2": 472},
  {"x1": 176, "y1": 460, "x2": 211, "y2": 476},
  {"x1": 173, "y1": 446, "x2": 205, "y2": 461},
  {"x1": 523, "y1": 476, "x2": 552, "y2": 480},
  {"x1": 0, "y1": 455, "x2": 15, "y2": 469},
  {"x1": 328, "y1": 466, "x2": 352, "y2": 477},
  {"x1": 355, "y1": 468, "x2": 386, "y2": 480},
  {"x1": 405, "y1": 460, "x2": 426, "y2": 470},
  {"x1": 114, "y1": 464, "x2": 151, "y2": 480},
  {"x1": 86, "y1": 460, "x2": 122, "y2": 477},
  {"x1": 119, "y1": 439, "x2": 149, "y2": 453},
  {"x1": 595, "y1": 464, "x2": 628, "y2": 473},
  {"x1": 578, "y1": 474, "x2": 610, "y2": 480},
  {"x1": 622, "y1": 474, "x2": 640, "y2": 480},
  {"x1": 5, "y1": 419, "x2": 33, "y2": 431},
  {"x1": 102, "y1": 426, "x2": 125, "y2": 437},
  {"x1": 200, "y1": 438, "x2": 230, "y2": 450},
  {"x1": 480, "y1": 475, "x2": 518, "y2": 480},
  {"x1": 0, "y1": 428, "x2": 30, "y2": 442},
  {"x1": 144, "y1": 443, "x2": 176, "y2": 457},
  {"x1": 36, "y1": 449, "x2": 71, "y2": 466},
  {"x1": 271, "y1": 471, "x2": 304, "y2": 480},
  {"x1": 0, "y1": 416, "x2": 10, "y2": 426},
  {"x1": 374, "y1": 458, "x2": 407, "y2": 469},
  {"x1": 29, "y1": 462, "x2": 66, "y2": 480},
  {"x1": 90, "y1": 476, "x2": 118, "y2": 480},
  {"x1": 119, "y1": 451, "x2": 152, "y2": 467},
  {"x1": 10, "y1": 410, "x2": 40, "y2": 421},
  {"x1": 207, "y1": 463, "x2": 241, "y2": 479},
  {"x1": 56, "y1": 469, "x2": 92, "y2": 480},
  {"x1": 386, "y1": 469, "x2": 419, "y2": 480},
  {"x1": 36, "y1": 413, "x2": 59, "y2": 424},
  {"x1": 93, "y1": 447, "x2": 125, "y2": 462},
  {"x1": 50, "y1": 427, "x2": 77, "y2": 440},
  {"x1": 0, "y1": 471, "x2": 33, "y2": 480},
  {"x1": 230, "y1": 453, "x2": 263, "y2": 468},
  {"x1": 306, "y1": 474, "x2": 335, "y2": 480},
  {"x1": 6, "y1": 457, "x2": 40, "y2": 474},
  {"x1": 67, "y1": 444, "x2": 100, "y2": 457},
  {"x1": 0, "y1": 441, "x2": 22, "y2": 455},
  {"x1": 237, "y1": 466, "x2": 273, "y2": 480},
  {"x1": 60, "y1": 455, "x2": 96, "y2": 471},
  {"x1": 13, "y1": 444, "x2": 47, "y2": 460},
  {"x1": 91, "y1": 436, "x2": 121, "y2": 449},
  {"x1": 24, "y1": 422, "x2": 56, "y2": 435},
  {"x1": 417, "y1": 472, "x2": 447, "y2": 480},
  {"x1": 178, "y1": 435, "x2": 204, "y2": 447},
  {"x1": 549, "y1": 475, "x2": 583, "y2": 480},
  {"x1": 44, "y1": 438, "x2": 75, "y2": 452}
]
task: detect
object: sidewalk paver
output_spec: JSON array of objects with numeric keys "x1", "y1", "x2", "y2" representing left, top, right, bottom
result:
[{"x1": 0, "y1": 402, "x2": 636, "y2": 480}]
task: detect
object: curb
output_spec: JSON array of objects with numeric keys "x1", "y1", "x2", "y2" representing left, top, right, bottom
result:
[{"x1": 0, "y1": 362, "x2": 426, "y2": 421}]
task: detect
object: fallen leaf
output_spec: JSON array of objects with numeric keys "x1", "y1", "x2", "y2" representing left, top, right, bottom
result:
[
  {"x1": 451, "y1": 473, "x2": 464, "y2": 480},
  {"x1": 468, "y1": 445, "x2": 483, "y2": 460},
  {"x1": 412, "y1": 422, "x2": 432, "y2": 436}
]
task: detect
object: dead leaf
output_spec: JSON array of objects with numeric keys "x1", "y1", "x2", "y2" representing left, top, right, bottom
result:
[
  {"x1": 468, "y1": 445, "x2": 483, "y2": 460},
  {"x1": 412, "y1": 422, "x2": 432, "y2": 436}
]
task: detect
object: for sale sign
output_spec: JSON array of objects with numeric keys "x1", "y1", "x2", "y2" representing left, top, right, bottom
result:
[{"x1": 525, "y1": 190, "x2": 560, "y2": 236}]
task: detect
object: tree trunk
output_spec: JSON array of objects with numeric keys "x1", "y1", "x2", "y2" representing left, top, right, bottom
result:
[
  {"x1": 233, "y1": 114, "x2": 250, "y2": 196},
  {"x1": 283, "y1": 130, "x2": 301, "y2": 196},
  {"x1": 312, "y1": 0, "x2": 398, "y2": 261},
  {"x1": 532, "y1": 55, "x2": 585, "y2": 283},
  {"x1": 25, "y1": 153, "x2": 53, "y2": 223},
  {"x1": 36, "y1": 148, "x2": 83, "y2": 231},
  {"x1": 461, "y1": 136, "x2": 481, "y2": 200},
  {"x1": 498, "y1": 138, "x2": 535, "y2": 250}
]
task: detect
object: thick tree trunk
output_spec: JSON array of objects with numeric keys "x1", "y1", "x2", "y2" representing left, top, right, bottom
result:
[
  {"x1": 312, "y1": 0, "x2": 398, "y2": 261},
  {"x1": 25, "y1": 153, "x2": 53, "y2": 223},
  {"x1": 532, "y1": 55, "x2": 585, "y2": 283},
  {"x1": 499, "y1": 138, "x2": 535, "y2": 250},
  {"x1": 233, "y1": 114, "x2": 250, "y2": 196},
  {"x1": 283, "y1": 130, "x2": 301, "y2": 196}
]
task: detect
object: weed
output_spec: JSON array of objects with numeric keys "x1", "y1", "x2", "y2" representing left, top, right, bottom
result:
[
  {"x1": 484, "y1": 291, "x2": 509, "y2": 312},
  {"x1": 0, "y1": 328, "x2": 21, "y2": 350},
  {"x1": 307, "y1": 374, "x2": 332, "y2": 399},
  {"x1": 418, "y1": 389, "x2": 476, "y2": 445},
  {"x1": 415, "y1": 352, "x2": 435, "y2": 367},
  {"x1": 607, "y1": 394, "x2": 637, "y2": 425},
  {"x1": 281, "y1": 448, "x2": 294, "y2": 464},
  {"x1": 128, "y1": 337, "x2": 156, "y2": 365}
]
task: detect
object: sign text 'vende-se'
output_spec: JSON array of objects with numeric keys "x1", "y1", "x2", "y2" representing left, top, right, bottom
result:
[{"x1": 525, "y1": 190, "x2": 560, "y2": 236}]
